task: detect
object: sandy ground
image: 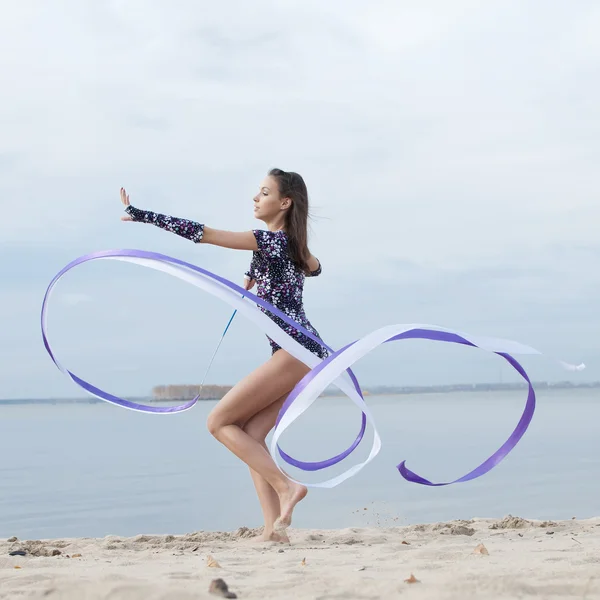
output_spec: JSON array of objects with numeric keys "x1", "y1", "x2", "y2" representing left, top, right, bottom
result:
[{"x1": 1, "y1": 516, "x2": 599, "y2": 599}]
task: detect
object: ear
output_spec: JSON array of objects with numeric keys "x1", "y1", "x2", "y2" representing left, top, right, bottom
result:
[{"x1": 281, "y1": 197, "x2": 292, "y2": 210}]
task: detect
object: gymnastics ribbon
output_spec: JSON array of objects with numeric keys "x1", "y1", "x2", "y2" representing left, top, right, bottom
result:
[{"x1": 41, "y1": 249, "x2": 584, "y2": 488}]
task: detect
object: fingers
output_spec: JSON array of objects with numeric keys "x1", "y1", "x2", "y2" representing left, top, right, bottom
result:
[
  {"x1": 120, "y1": 187, "x2": 131, "y2": 222},
  {"x1": 120, "y1": 187, "x2": 130, "y2": 206}
]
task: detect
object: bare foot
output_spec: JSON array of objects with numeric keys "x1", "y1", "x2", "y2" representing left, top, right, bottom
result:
[
  {"x1": 262, "y1": 531, "x2": 290, "y2": 543},
  {"x1": 274, "y1": 482, "x2": 307, "y2": 533},
  {"x1": 247, "y1": 530, "x2": 290, "y2": 544}
]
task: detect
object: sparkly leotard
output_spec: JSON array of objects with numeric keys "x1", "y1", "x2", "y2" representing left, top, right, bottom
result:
[{"x1": 126, "y1": 205, "x2": 329, "y2": 359}]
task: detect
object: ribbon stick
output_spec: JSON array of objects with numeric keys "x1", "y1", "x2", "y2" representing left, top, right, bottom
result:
[
  {"x1": 199, "y1": 304, "x2": 240, "y2": 392},
  {"x1": 41, "y1": 249, "x2": 584, "y2": 488}
]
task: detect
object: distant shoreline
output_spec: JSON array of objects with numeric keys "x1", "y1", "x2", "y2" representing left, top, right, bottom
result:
[{"x1": 1, "y1": 380, "x2": 598, "y2": 405}]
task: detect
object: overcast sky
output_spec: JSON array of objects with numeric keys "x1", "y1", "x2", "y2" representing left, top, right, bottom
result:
[{"x1": 0, "y1": 0, "x2": 598, "y2": 400}]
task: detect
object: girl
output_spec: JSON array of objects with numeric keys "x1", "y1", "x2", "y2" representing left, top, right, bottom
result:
[{"x1": 120, "y1": 168, "x2": 328, "y2": 542}]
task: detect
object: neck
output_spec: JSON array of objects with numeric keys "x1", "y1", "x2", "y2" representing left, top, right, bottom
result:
[{"x1": 264, "y1": 214, "x2": 286, "y2": 232}]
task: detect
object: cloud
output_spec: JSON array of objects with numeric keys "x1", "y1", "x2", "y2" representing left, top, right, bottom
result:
[
  {"x1": 0, "y1": 1, "x2": 598, "y2": 397},
  {"x1": 60, "y1": 293, "x2": 93, "y2": 307}
]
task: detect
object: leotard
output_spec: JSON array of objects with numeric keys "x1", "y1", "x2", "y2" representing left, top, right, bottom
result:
[{"x1": 125, "y1": 205, "x2": 328, "y2": 359}]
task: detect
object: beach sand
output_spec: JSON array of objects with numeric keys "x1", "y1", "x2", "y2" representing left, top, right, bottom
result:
[{"x1": 1, "y1": 516, "x2": 598, "y2": 599}]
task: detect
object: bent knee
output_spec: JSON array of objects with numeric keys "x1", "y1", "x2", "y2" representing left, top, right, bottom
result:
[
  {"x1": 207, "y1": 411, "x2": 242, "y2": 438},
  {"x1": 206, "y1": 412, "x2": 223, "y2": 437}
]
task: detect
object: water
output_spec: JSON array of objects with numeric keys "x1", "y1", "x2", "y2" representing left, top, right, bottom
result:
[{"x1": 1, "y1": 390, "x2": 598, "y2": 539}]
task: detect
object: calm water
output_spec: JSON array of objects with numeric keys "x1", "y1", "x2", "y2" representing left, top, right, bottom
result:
[{"x1": 1, "y1": 390, "x2": 598, "y2": 539}]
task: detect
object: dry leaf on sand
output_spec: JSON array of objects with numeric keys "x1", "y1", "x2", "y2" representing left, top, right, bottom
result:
[
  {"x1": 300, "y1": 557, "x2": 306, "y2": 566},
  {"x1": 404, "y1": 573, "x2": 420, "y2": 584},
  {"x1": 207, "y1": 555, "x2": 221, "y2": 568},
  {"x1": 474, "y1": 543, "x2": 489, "y2": 555}
]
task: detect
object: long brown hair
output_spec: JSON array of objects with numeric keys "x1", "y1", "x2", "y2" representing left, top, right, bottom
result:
[{"x1": 268, "y1": 168, "x2": 311, "y2": 273}]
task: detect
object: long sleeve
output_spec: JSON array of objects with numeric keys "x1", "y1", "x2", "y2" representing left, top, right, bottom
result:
[
  {"x1": 125, "y1": 205, "x2": 204, "y2": 243},
  {"x1": 245, "y1": 254, "x2": 257, "y2": 280}
]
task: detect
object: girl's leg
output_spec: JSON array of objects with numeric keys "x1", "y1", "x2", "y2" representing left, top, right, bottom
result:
[
  {"x1": 206, "y1": 350, "x2": 309, "y2": 531},
  {"x1": 243, "y1": 395, "x2": 289, "y2": 542}
]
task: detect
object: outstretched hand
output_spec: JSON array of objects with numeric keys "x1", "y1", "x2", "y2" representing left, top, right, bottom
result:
[{"x1": 120, "y1": 187, "x2": 132, "y2": 221}]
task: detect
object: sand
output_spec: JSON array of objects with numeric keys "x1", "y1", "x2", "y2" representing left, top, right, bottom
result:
[{"x1": 1, "y1": 516, "x2": 599, "y2": 599}]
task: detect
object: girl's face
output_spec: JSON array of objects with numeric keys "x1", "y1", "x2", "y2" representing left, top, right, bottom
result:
[{"x1": 253, "y1": 176, "x2": 290, "y2": 223}]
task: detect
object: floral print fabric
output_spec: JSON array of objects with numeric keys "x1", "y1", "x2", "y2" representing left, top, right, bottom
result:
[
  {"x1": 246, "y1": 229, "x2": 327, "y2": 358},
  {"x1": 126, "y1": 206, "x2": 327, "y2": 358}
]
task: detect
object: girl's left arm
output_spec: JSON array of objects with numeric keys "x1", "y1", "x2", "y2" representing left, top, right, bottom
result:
[{"x1": 124, "y1": 205, "x2": 259, "y2": 251}]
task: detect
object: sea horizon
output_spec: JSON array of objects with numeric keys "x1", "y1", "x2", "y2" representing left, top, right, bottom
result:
[{"x1": 2, "y1": 378, "x2": 599, "y2": 405}]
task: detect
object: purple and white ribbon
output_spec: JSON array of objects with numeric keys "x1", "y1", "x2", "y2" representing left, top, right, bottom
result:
[{"x1": 41, "y1": 249, "x2": 584, "y2": 488}]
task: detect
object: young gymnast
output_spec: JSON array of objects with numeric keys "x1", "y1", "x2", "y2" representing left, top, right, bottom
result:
[{"x1": 120, "y1": 168, "x2": 328, "y2": 542}]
